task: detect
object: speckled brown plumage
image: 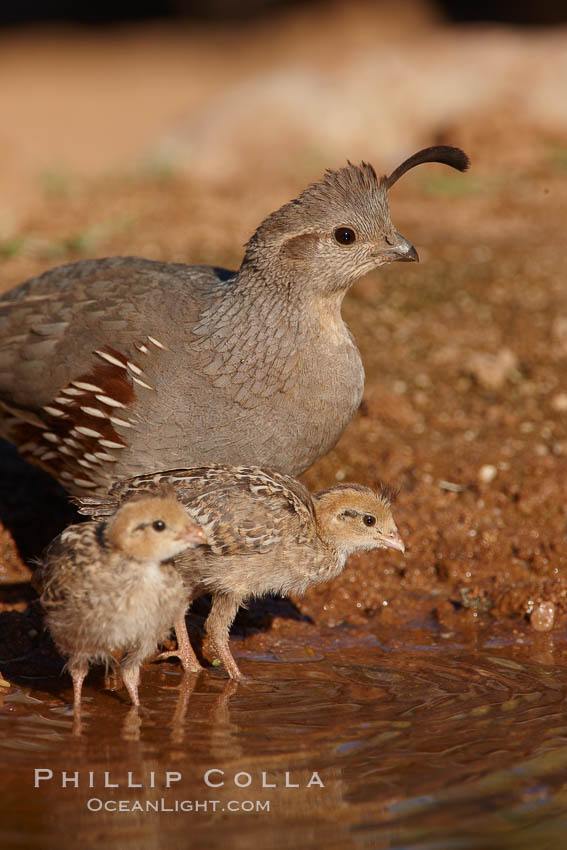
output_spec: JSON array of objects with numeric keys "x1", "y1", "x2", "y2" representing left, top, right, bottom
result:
[
  {"x1": 0, "y1": 147, "x2": 468, "y2": 495},
  {"x1": 79, "y1": 466, "x2": 404, "y2": 680},
  {"x1": 35, "y1": 492, "x2": 206, "y2": 707}
]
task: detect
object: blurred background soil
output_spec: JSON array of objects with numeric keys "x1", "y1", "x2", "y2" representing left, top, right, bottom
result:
[{"x1": 1, "y1": 0, "x2": 566, "y2": 644}]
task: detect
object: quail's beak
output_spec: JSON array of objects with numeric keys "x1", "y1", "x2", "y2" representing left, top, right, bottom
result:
[
  {"x1": 385, "y1": 232, "x2": 419, "y2": 263},
  {"x1": 181, "y1": 526, "x2": 207, "y2": 546},
  {"x1": 376, "y1": 530, "x2": 405, "y2": 553}
]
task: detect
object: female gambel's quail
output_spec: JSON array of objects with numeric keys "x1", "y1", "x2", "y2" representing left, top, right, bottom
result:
[
  {"x1": 0, "y1": 147, "x2": 468, "y2": 495},
  {"x1": 35, "y1": 492, "x2": 206, "y2": 707},
  {"x1": 79, "y1": 466, "x2": 405, "y2": 681}
]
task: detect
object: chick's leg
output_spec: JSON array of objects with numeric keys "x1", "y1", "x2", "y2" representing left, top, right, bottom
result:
[
  {"x1": 174, "y1": 612, "x2": 203, "y2": 673},
  {"x1": 156, "y1": 593, "x2": 203, "y2": 673},
  {"x1": 206, "y1": 594, "x2": 243, "y2": 681},
  {"x1": 120, "y1": 641, "x2": 153, "y2": 706},
  {"x1": 68, "y1": 655, "x2": 89, "y2": 710},
  {"x1": 121, "y1": 663, "x2": 141, "y2": 706}
]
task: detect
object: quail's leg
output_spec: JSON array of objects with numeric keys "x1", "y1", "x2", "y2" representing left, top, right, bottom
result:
[
  {"x1": 174, "y1": 614, "x2": 203, "y2": 673},
  {"x1": 121, "y1": 663, "x2": 141, "y2": 706},
  {"x1": 206, "y1": 594, "x2": 243, "y2": 681},
  {"x1": 69, "y1": 656, "x2": 89, "y2": 711},
  {"x1": 156, "y1": 610, "x2": 203, "y2": 674}
]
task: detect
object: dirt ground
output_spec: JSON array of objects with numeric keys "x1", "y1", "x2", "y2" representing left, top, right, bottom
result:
[{"x1": 1, "y1": 4, "x2": 567, "y2": 650}]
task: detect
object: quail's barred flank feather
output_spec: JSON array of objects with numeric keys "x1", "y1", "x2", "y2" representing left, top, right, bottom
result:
[
  {"x1": 78, "y1": 465, "x2": 404, "y2": 681},
  {"x1": 0, "y1": 147, "x2": 468, "y2": 495}
]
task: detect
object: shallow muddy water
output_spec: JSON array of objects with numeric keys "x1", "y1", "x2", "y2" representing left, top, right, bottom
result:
[{"x1": 2, "y1": 624, "x2": 567, "y2": 849}]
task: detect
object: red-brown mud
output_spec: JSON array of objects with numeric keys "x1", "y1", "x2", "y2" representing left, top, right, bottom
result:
[{"x1": 2, "y1": 165, "x2": 566, "y2": 632}]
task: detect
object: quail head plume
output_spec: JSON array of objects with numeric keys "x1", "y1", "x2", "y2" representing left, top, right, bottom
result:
[
  {"x1": 35, "y1": 491, "x2": 206, "y2": 708},
  {"x1": 79, "y1": 466, "x2": 404, "y2": 681},
  {"x1": 0, "y1": 147, "x2": 468, "y2": 495}
]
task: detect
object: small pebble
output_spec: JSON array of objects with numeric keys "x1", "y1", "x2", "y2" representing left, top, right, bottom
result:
[
  {"x1": 551, "y1": 393, "x2": 567, "y2": 412},
  {"x1": 530, "y1": 601, "x2": 555, "y2": 632},
  {"x1": 465, "y1": 348, "x2": 518, "y2": 391},
  {"x1": 415, "y1": 373, "x2": 431, "y2": 388},
  {"x1": 478, "y1": 464, "x2": 497, "y2": 483}
]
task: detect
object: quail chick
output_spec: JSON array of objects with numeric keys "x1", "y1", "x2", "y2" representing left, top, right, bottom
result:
[
  {"x1": 35, "y1": 492, "x2": 206, "y2": 707},
  {"x1": 0, "y1": 147, "x2": 468, "y2": 495},
  {"x1": 79, "y1": 466, "x2": 404, "y2": 681}
]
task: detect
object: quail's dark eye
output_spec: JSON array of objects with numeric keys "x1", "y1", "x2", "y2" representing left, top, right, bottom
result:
[
  {"x1": 334, "y1": 226, "x2": 356, "y2": 245},
  {"x1": 152, "y1": 520, "x2": 166, "y2": 532},
  {"x1": 363, "y1": 515, "x2": 376, "y2": 527}
]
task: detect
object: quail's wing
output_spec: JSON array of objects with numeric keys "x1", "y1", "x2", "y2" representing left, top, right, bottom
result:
[
  {"x1": 180, "y1": 467, "x2": 316, "y2": 555},
  {"x1": 0, "y1": 258, "x2": 230, "y2": 493},
  {"x1": 82, "y1": 466, "x2": 316, "y2": 555},
  {"x1": 0, "y1": 258, "x2": 225, "y2": 409},
  {"x1": 35, "y1": 523, "x2": 99, "y2": 606},
  {"x1": 76, "y1": 495, "x2": 120, "y2": 519}
]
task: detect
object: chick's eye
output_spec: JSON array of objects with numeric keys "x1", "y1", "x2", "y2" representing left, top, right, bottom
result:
[
  {"x1": 363, "y1": 515, "x2": 376, "y2": 527},
  {"x1": 152, "y1": 520, "x2": 166, "y2": 532},
  {"x1": 334, "y1": 226, "x2": 356, "y2": 245}
]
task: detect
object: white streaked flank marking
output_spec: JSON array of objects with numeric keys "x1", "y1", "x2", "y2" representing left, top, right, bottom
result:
[
  {"x1": 84, "y1": 453, "x2": 101, "y2": 464},
  {"x1": 43, "y1": 432, "x2": 60, "y2": 443},
  {"x1": 132, "y1": 376, "x2": 155, "y2": 391},
  {"x1": 63, "y1": 437, "x2": 80, "y2": 448},
  {"x1": 43, "y1": 406, "x2": 66, "y2": 418},
  {"x1": 80, "y1": 406, "x2": 107, "y2": 419},
  {"x1": 73, "y1": 478, "x2": 98, "y2": 489},
  {"x1": 109, "y1": 416, "x2": 134, "y2": 429},
  {"x1": 95, "y1": 350, "x2": 127, "y2": 369},
  {"x1": 126, "y1": 361, "x2": 142, "y2": 376},
  {"x1": 136, "y1": 344, "x2": 149, "y2": 354},
  {"x1": 76, "y1": 458, "x2": 93, "y2": 469},
  {"x1": 98, "y1": 438, "x2": 126, "y2": 449},
  {"x1": 72, "y1": 381, "x2": 104, "y2": 393},
  {"x1": 75, "y1": 425, "x2": 103, "y2": 439},
  {"x1": 61, "y1": 387, "x2": 84, "y2": 396},
  {"x1": 94, "y1": 451, "x2": 118, "y2": 462},
  {"x1": 95, "y1": 394, "x2": 126, "y2": 409},
  {"x1": 147, "y1": 335, "x2": 166, "y2": 349}
]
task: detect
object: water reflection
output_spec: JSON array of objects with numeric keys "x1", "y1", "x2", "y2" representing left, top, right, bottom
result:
[{"x1": 1, "y1": 625, "x2": 567, "y2": 849}]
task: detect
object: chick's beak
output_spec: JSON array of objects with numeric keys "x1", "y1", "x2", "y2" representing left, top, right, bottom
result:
[
  {"x1": 181, "y1": 525, "x2": 207, "y2": 546},
  {"x1": 376, "y1": 530, "x2": 405, "y2": 553},
  {"x1": 386, "y1": 232, "x2": 419, "y2": 263}
]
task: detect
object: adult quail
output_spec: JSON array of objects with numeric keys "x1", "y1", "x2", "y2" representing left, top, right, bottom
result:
[
  {"x1": 35, "y1": 491, "x2": 206, "y2": 707},
  {"x1": 79, "y1": 465, "x2": 404, "y2": 680},
  {"x1": 0, "y1": 146, "x2": 468, "y2": 495}
]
